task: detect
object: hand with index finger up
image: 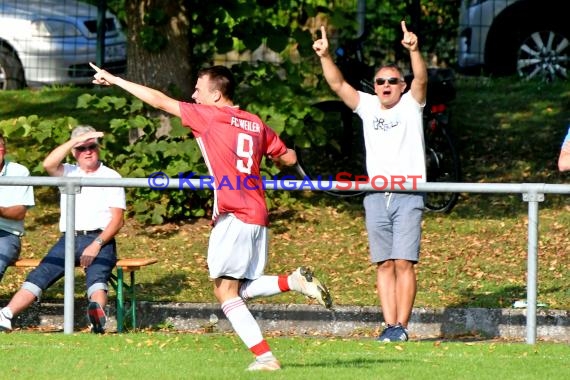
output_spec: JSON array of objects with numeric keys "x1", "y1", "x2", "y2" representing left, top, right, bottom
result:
[
  {"x1": 89, "y1": 62, "x2": 115, "y2": 86},
  {"x1": 401, "y1": 20, "x2": 418, "y2": 51},
  {"x1": 312, "y1": 25, "x2": 331, "y2": 58}
]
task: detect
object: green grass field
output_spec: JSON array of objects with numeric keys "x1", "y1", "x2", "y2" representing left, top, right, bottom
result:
[{"x1": 1, "y1": 332, "x2": 569, "y2": 379}]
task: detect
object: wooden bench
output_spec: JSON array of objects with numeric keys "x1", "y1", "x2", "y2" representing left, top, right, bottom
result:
[{"x1": 12, "y1": 257, "x2": 158, "y2": 333}]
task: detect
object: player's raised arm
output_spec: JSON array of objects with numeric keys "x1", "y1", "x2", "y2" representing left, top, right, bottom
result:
[{"x1": 89, "y1": 62, "x2": 181, "y2": 117}]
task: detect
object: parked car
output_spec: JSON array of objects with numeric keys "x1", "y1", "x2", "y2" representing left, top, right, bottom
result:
[
  {"x1": 0, "y1": 0, "x2": 126, "y2": 90},
  {"x1": 457, "y1": 0, "x2": 569, "y2": 81}
]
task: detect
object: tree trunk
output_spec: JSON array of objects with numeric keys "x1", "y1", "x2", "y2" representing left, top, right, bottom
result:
[{"x1": 124, "y1": 0, "x2": 193, "y2": 99}]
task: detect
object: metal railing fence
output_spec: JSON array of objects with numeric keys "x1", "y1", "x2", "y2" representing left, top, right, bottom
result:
[{"x1": 1, "y1": 176, "x2": 568, "y2": 344}]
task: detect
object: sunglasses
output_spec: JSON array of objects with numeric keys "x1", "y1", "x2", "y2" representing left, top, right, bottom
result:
[
  {"x1": 74, "y1": 143, "x2": 99, "y2": 152},
  {"x1": 375, "y1": 77, "x2": 403, "y2": 85}
]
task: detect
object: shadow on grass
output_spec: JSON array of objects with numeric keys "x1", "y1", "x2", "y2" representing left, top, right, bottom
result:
[
  {"x1": 446, "y1": 285, "x2": 527, "y2": 309},
  {"x1": 134, "y1": 218, "x2": 209, "y2": 240},
  {"x1": 285, "y1": 358, "x2": 408, "y2": 368},
  {"x1": 133, "y1": 273, "x2": 190, "y2": 299},
  {"x1": 426, "y1": 192, "x2": 570, "y2": 219},
  {"x1": 451, "y1": 284, "x2": 566, "y2": 309}
]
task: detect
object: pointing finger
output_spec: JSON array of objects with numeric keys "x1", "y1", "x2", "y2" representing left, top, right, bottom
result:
[
  {"x1": 320, "y1": 25, "x2": 327, "y2": 41},
  {"x1": 401, "y1": 20, "x2": 408, "y2": 33},
  {"x1": 89, "y1": 62, "x2": 101, "y2": 73}
]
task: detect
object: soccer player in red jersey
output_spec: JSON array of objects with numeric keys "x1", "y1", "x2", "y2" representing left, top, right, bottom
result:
[{"x1": 90, "y1": 63, "x2": 332, "y2": 371}]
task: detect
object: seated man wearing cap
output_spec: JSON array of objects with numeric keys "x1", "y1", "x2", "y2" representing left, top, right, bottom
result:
[{"x1": 0, "y1": 125, "x2": 126, "y2": 334}]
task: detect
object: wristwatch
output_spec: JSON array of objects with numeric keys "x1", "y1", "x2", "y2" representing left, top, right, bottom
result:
[{"x1": 95, "y1": 237, "x2": 105, "y2": 246}]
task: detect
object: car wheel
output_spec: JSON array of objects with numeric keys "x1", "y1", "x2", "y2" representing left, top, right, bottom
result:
[
  {"x1": 516, "y1": 30, "x2": 569, "y2": 81},
  {"x1": 0, "y1": 45, "x2": 25, "y2": 90}
]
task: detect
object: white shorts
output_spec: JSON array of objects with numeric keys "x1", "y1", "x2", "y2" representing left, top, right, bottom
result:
[{"x1": 207, "y1": 213, "x2": 268, "y2": 280}]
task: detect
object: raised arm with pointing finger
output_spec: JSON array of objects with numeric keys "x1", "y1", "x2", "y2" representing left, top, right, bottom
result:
[
  {"x1": 312, "y1": 25, "x2": 360, "y2": 110},
  {"x1": 400, "y1": 20, "x2": 428, "y2": 105},
  {"x1": 90, "y1": 62, "x2": 181, "y2": 117},
  {"x1": 313, "y1": 20, "x2": 428, "y2": 343}
]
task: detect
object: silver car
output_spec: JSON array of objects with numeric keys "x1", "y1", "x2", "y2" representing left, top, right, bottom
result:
[
  {"x1": 457, "y1": 0, "x2": 569, "y2": 81},
  {"x1": 0, "y1": 0, "x2": 126, "y2": 90}
]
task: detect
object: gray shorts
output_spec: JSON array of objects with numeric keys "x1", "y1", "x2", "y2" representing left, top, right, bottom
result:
[{"x1": 363, "y1": 192, "x2": 424, "y2": 263}]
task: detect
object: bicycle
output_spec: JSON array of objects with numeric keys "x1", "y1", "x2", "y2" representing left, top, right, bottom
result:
[{"x1": 296, "y1": 38, "x2": 461, "y2": 213}]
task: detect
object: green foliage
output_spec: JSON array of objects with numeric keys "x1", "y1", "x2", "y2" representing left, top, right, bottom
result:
[
  {"x1": 182, "y1": 0, "x2": 462, "y2": 154},
  {"x1": 420, "y1": 0, "x2": 462, "y2": 65},
  {"x1": 232, "y1": 59, "x2": 320, "y2": 146},
  {"x1": 0, "y1": 116, "x2": 79, "y2": 174}
]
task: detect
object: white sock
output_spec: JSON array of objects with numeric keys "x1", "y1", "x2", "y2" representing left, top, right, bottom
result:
[
  {"x1": 238, "y1": 276, "x2": 280, "y2": 300},
  {"x1": 257, "y1": 352, "x2": 275, "y2": 361},
  {"x1": 1, "y1": 307, "x2": 13, "y2": 319},
  {"x1": 221, "y1": 297, "x2": 263, "y2": 348}
]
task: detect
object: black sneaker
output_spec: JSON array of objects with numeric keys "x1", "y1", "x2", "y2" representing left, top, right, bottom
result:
[{"x1": 87, "y1": 301, "x2": 106, "y2": 334}]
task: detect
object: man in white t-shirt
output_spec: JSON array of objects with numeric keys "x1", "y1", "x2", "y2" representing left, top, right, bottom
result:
[
  {"x1": 0, "y1": 125, "x2": 126, "y2": 334},
  {"x1": 313, "y1": 21, "x2": 428, "y2": 342},
  {"x1": 0, "y1": 133, "x2": 35, "y2": 281}
]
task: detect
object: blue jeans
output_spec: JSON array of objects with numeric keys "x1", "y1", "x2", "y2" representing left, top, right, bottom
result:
[
  {"x1": 0, "y1": 230, "x2": 21, "y2": 280},
  {"x1": 23, "y1": 232, "x2": 117, "y2": 299}
]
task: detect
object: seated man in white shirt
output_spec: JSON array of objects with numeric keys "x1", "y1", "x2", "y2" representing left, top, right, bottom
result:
[{"x1": 0, "y1": 125, "x2": 125, "y2": 334}]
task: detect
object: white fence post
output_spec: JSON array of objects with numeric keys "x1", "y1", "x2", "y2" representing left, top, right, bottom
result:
[
  {"x1": 522, "y1": 190, "x2": 544, "y2": 344},
  {"x1": 61, "y1": 182, "x2": 80, "y2": 334}
]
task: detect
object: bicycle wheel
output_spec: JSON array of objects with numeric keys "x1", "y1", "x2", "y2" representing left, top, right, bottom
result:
[
  {"x1": 424, "y1": 115, "x2": 461, "y2": 213},
  {"x1": 295, "y1": 100, "x2": 366, "y2": 198}
]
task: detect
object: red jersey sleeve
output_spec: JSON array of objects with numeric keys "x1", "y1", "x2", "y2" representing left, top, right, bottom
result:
[
  {"x1": 179, "y1": 101, "x2": 212, "y2": 136},
  {"x1": 264, "y1": 123, "x2": 288, "y2": 159}
]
